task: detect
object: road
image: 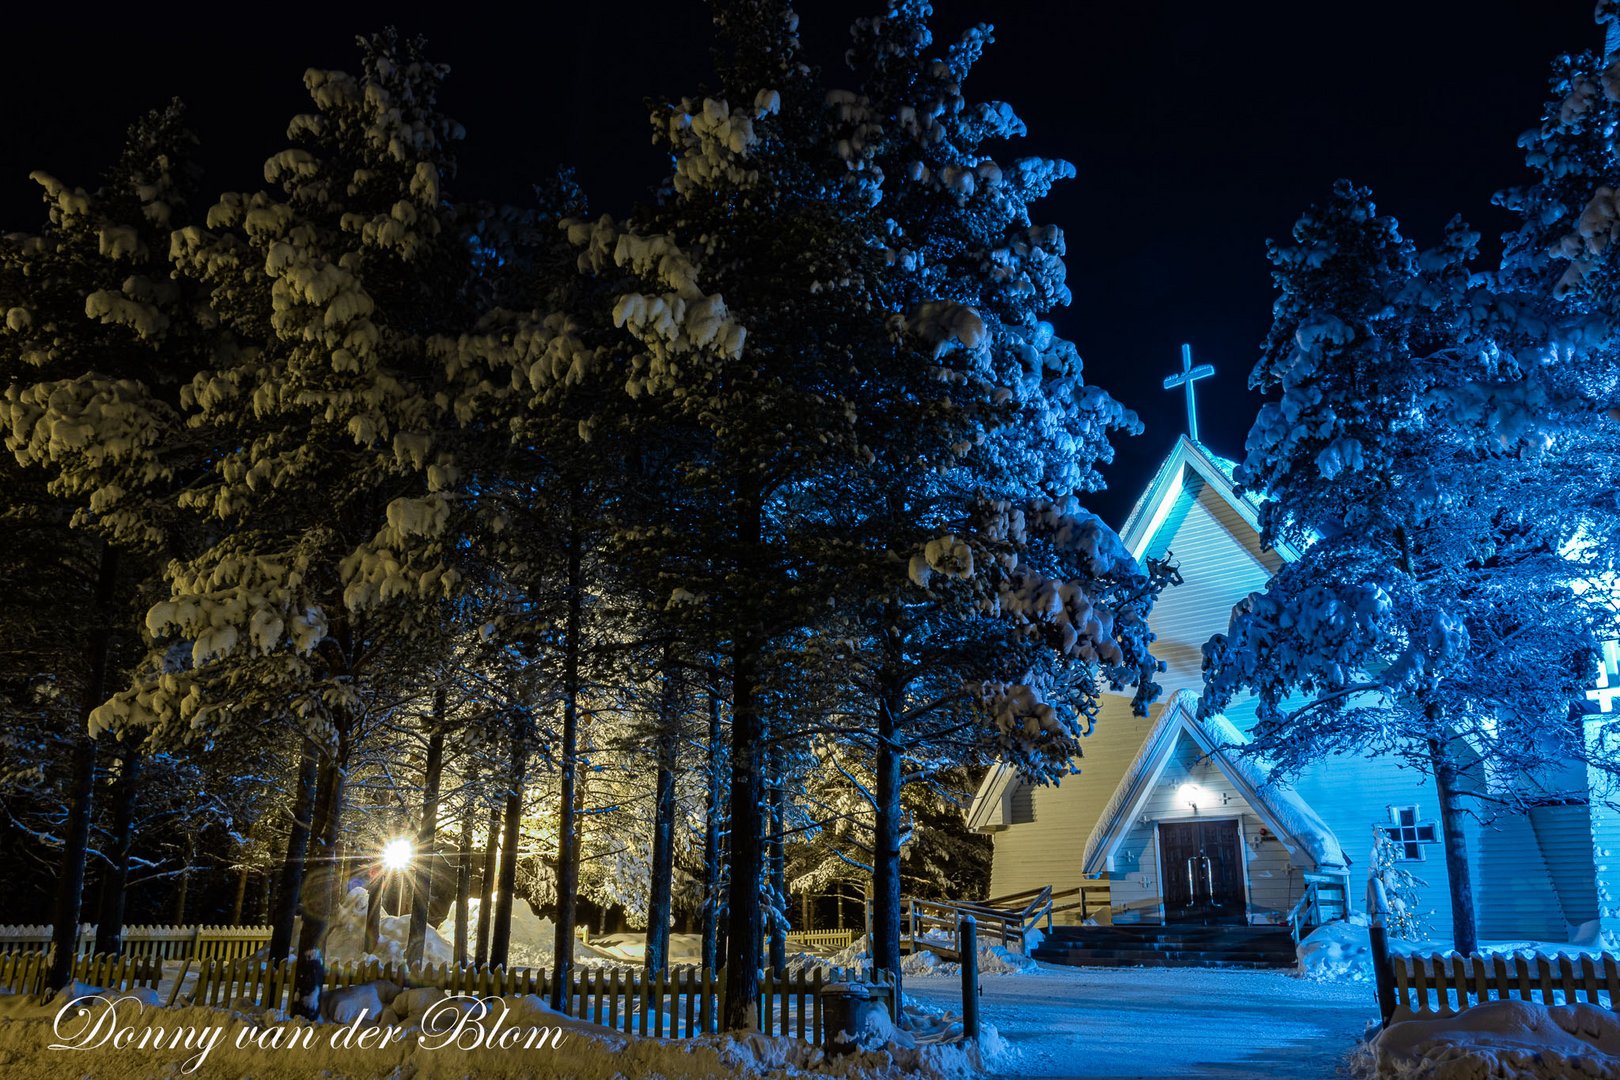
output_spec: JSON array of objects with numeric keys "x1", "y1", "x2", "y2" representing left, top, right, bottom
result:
[{"x1": 903, "y1": 964, "x2": 1377, "y2": 1079}]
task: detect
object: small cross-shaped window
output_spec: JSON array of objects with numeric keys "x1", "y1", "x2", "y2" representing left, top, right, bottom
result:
[{"x1": 1380, "y1": 806, "x2": 1440, "y2": 861}]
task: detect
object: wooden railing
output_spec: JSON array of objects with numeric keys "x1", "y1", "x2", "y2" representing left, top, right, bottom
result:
[
  {"x1": 1284, "y1": 873, "x2": 1351, "y2": 945},
  {"x1": 0, "y1": 924, "x2": 272, "y2": 962},
  {"x1": 1380, "y1": 951, "x2": 1620, "y2": 1017},
  {"x1": 783, "y1": 929, "x2": 858, "y2": 952},
  {"x1": 1077, "y1": 884, "x2": 1113, "y2": 923},
  {"x1": 901, "y1": 884, "x2": 1085, "y2": 952}
]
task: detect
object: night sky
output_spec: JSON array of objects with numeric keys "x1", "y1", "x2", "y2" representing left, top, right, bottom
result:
[{"x1": 2, "y1": 1, "x2": 1597, "y2": 522}]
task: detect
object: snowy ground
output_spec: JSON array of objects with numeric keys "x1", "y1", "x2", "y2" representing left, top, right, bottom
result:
[{"x1": 904, "y1": 963, "x2": 1378, "y2": 1079}]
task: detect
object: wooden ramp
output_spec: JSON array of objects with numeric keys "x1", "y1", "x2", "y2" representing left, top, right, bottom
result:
[{"x1": 896, "y1": 884, "x2": 1105, "y2": 959}]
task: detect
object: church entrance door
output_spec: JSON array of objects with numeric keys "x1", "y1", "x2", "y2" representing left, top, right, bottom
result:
[{"x1": 1158, "y1": 819, "x2": 1246, "y2": 925}]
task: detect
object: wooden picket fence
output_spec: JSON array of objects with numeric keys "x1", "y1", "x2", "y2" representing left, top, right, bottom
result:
[
  {"x1": 0, "y1": 950, "x2": 164, "y2": 996},
  {"x1": 189, "y1": 956, "x2": 891, "y2": 1040},
  {"x1": 1385, "y1": 951, "x2": 1620, "y2": 1017},
  {"x1": 0, "y1": 924, "x2": 272, "y2": 963},
  {"x1": 783, "y1": 929, "x2": 858, "y2": 952}
]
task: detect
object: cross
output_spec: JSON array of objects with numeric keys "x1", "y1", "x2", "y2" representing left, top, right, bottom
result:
[
  {"x1": 1379, "y1": 806, "x2": 1441, "y2": 862},
  {"x1": 1163, "y1": 343, "x2": 1215, "y2": 444}
]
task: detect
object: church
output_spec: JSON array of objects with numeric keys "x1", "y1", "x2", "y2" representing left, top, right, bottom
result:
[{"x1": 968, "y1": 356, "x2": 1620, "y2": 948}]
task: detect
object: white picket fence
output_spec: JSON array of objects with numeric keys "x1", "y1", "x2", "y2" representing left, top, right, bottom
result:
[{"x1": 0, "y1": 923, "x2": 271, "y2": 962}]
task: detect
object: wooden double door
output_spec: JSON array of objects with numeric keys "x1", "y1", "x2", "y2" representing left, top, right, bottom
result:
[{"x1": 1159, "y1": 819, "x2": 1246, "y2": 925}]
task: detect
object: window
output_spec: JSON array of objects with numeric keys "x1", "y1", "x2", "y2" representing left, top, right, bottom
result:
[
  {"x1": 1381, "y1": 806, "x2": 1440, "y2": 861},
  {"x1": 1008, "y1": 784, "x2": 1036, "y2": 825}
]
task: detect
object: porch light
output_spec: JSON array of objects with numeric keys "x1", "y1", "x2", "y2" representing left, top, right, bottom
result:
[{"x1": 1176, "y1": 782, "x2": 1208, "y2": 811}]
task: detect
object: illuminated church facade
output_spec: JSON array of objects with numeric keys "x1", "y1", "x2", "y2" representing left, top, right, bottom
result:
[{"x1": 969, "y1": 435, "x2": 1620, "y2": 944}]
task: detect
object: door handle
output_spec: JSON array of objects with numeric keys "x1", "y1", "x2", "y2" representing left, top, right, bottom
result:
[
  {"x1": 1185, "y1": 857, "x2": 1197, "y2": 900},
  {"x1": 1202, "y1": 856, "x2": 1214, "y2": 902}
]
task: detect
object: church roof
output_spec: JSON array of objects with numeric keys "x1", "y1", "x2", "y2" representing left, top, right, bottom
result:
[
  {"x1": 1079, "y1": 689, "x2": 1348, "y2": 875},
  {"x1": 1118, "y1": 436, "x2": 1301, "y2": 564}
]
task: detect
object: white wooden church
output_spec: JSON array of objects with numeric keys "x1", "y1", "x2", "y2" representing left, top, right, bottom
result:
[{"x1": 968, "y1": 362, "x2": 1620, "y2": 947}]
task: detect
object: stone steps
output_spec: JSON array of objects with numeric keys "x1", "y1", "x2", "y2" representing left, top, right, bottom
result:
[{"x1": 1031, "y1": 925, "x2": 1299, "y2": 970}]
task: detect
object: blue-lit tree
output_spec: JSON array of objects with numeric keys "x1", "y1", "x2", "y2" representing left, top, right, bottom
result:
[{"x1": 1201, "y1": 181, "x2": 1615, "y2": 954}]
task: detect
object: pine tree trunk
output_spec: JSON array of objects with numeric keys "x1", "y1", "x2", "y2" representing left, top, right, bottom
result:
[
  {"x1": 94, "y1": 745, "x2": 142, "y2": 956},
  {"x1": 174, "y1": 831, "x2": 194, "y2": 924},
  {"x1": 489, "y1": 738, "x2": 528, "y2": 969},
  {"x1": 454, "y1": 768, "x2": 477, "y2": 966},
  {"x1": 871, "y1": 687, "x2": 904, "y2": 986},
  {"x1": 291, "y1": 740, "x2": 346, "y2": 1021},
  {"x1": 407, "y1": 697, "x2": 446, "y2": 966},
  {"x1": 475, "y1": 801, "x2": 500, "y2": 966},
  {"x1": 644, "y1": 670, "x2": 679, "y2": 977},
  {"x1": 549, "y1": 513, "x2": 585, "y2": 1008},
  {"x1": 722, "y1": 481, "x2": 765, "y2": 1030},
  {"x1": 364, "y1": 876, "x2": 383, "y2": 954},
  {"x1": 269, "y1": 738, "x2": 319, "y2": 961},
  {"x1": 230, "y1": 863, "x2": 249, "y2": 925},
  {"x1": 701, "y1": 681, "x2": 726, "y2": 974},
  {"x1": 767, "y1": 740, "x2": 786, "y2": 974},
  {"x1": 1429, "y1": 736, "x2": 1478, "y2": 954},
  {"x1": 47, "y1": 542, "x2": 119, "y2": 992}
]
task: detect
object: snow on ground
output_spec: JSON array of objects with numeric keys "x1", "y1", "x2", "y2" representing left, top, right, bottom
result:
[
  {"x1": 1353, "y1": 1000, "x2": 1620, "y2": 1079},
  {"x1": 326, "y1": 886, "x2": 455, "y2": 966},
  {"x1": 1298, "y1": 915, "x2": 1607, "y2": 982},
  {"x1": 811, "y1": 941, "x2": 1037, "y2": 980},
  {"x1": 429, "y1": 894, "x2": 613, "y2": 968},
  {"x1": 904, "y1": 961, "x2": 1378, "y2": 1079},
  {"x1": 0, "y1": 980, "x2": 1003, "y2": 1080},
  {"x1": 588, "y1": 931, "x2": 706, "y2": 966}
]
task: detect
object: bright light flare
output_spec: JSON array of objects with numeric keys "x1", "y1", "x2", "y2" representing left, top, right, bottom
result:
[
  {"x1": 381, "y1": 837, "x2": 414, "y2": 871},
  {"x1": 1176, "y1": 782, "x2": 1208, "y2": 810}
]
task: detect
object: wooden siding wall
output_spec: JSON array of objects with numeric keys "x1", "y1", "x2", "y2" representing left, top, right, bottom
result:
[
  {"x1": 986, "y1": 695, "x2": 1165, "y2": 903},
  {"x1": 988, "y1": 474, "x2": 1279, "y2": 907}
]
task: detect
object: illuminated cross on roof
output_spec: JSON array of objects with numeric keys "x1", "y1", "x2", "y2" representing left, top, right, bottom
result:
[{"x1": 1163, "y1": 343, "x2": 1215, "y2": 444}]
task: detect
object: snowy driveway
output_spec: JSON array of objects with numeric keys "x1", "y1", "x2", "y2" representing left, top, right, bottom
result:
[{"x1": 904, "y1": 964, "x2": 1377, "y2": 1079}]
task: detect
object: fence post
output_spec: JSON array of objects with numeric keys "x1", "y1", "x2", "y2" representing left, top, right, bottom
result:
[
  {"x1": 1367, "y1": 877, "x2": 1397, "y2": 1025},
  {"x1": 960, "y1": 915, "x2": 979, "y2": 1041}
]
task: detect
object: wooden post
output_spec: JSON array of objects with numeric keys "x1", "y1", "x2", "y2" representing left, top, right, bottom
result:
[
  {"x1": 863, "y1": 897, "x2": 873, "y2": 959},
  {"x1": 1368, "y1": 877, "x2": 1397, "y2": 1025},
  {"x1": 960, "y1": 915, "x2": 979, "y2": 1040}
]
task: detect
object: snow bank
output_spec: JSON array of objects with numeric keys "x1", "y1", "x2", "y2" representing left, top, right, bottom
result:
[
  {"x1": 814, "y1": 941, "x2": 1037, "y2": 979},
  {"x1": 1358, "y1": 1000, "x2": 1620, "y2": 1079},
  {"x1": 587, "y1": 932, "x2": 704, "y2": 966},
  {"x1": 1299, "y1": 913, "x2": 1376, "y2": 981},
  {"x1": 902, "y1": 946, "x2": 1038, "y2": 977},
  {"x1": 1299, "y1": 916, "x2": 1609, "y2": 983},
  {"x1": 0, "y1": 986, "x2": 1000, "y2": 1079},
  {"x1": 326, "y1": 886, "x2": 454, "y2": 966},
  {"x1": 430, "y1": 895, "x2": 611, "y2": 968}
]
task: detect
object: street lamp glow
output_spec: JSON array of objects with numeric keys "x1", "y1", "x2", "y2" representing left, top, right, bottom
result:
[{"x1": 381, "y1": 837, "x2": 413, "y2": 871}]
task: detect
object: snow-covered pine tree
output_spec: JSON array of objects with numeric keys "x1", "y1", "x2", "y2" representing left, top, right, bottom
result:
[
  {"x1": 563, "y1": 1, "x2": 1164, "y2": 1023},
  {"x1": 1201, "y1": 181, "x2": 1610, "y2": 954},
  {"x1": 1369, "y1": 826, "x2": 1431, "y2": 942},
  {"x1": 97, "y1": 33, "x2": 476, "y2": 1018},
  {"x1": 559, "y1": 0, "x2": 847, "y2": 1027},
  {"x1": 1491, "y1": 0, "x2": 1620, "y2": 659},
  {"x1": 782, "y1": 0, "x2": 1168, "y2": 987},
  {"x1": 1, "y1": 102, "x2": 209, "y2": 986}
]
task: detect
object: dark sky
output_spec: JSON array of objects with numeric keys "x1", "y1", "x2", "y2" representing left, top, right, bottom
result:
[{"x1": 2, "y1": 1, "x2": 1598, "y2": 523}]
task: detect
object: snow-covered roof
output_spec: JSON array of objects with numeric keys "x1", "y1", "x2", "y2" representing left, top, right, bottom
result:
[
  {"x1": 1118, "y1": 436, "x2": 1301, "y2": 564},
  {"x1": 966, "y1": 762, "x2": 1015, "y2": 831},
  {"x1": 1079, "y1": 689, "x2": 1347, "y2": 874}
]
